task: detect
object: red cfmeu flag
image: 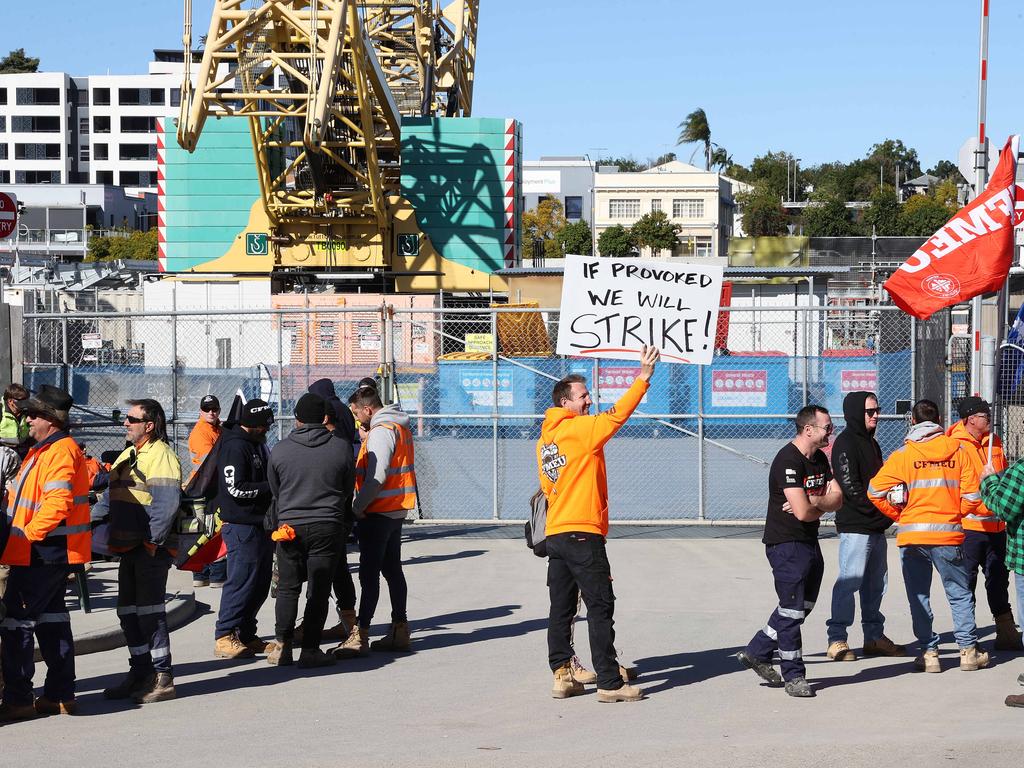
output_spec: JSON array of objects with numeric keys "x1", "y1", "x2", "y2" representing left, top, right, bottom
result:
[{"x1": 883, "y1": 135, "x2": 1022, "y2": 320}]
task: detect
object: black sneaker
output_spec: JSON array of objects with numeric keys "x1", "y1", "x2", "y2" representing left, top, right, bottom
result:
[
  {"x1": 784, "y1": 677, "x2": 814, "y2": 698},
  {"x1": 735, "y1": 651, "x2": 782, "y2": 685}
]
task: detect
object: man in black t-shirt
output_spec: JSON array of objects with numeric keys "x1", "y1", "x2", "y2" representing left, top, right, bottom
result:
[{"x1": 737, "y1": 405, "x2": 842, "y2": 698}]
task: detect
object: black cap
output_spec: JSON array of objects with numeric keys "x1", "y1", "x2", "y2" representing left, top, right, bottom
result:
[
  {"x1": 357, "y1": 377, "x2": 378, "y2": 390},
  {"x1": 240, "y1": 399, "x2": 274, "y2": 428},
  {"x1": 958, "y1": 396, "x2": 991, "y2": 420},
  {"x1": 200, "y1": 395, "x2": 221, "y2": 412},
  {"x1": 18, "y1": 384, "x2": 73, "y2": 426},
  {"x1": 294, "y1": 393, "x2": 327, "y2": 424}
]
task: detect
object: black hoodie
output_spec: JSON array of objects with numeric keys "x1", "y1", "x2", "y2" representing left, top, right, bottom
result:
[
  {"x1": 214, "y1": 426, "x2": 272, "y2": 526},
  {"x1": 268, "y1": 424, "x2": 355, "y2": 527},
  {"x1": 308, "y1": 378, "x2": 357, "y2": 445},
  {"x1": 831, "y1": 391, "x2": 892, "y2": 533}
]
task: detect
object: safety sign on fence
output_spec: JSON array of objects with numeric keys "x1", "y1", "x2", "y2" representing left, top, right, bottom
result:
[{"x1": 555, "y1": 254, "x2": 724, "y2": 365}]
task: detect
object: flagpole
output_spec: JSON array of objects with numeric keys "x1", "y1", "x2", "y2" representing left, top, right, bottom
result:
[{"x1": 971, "y1": 0, "x2": 990, "y2": 401}]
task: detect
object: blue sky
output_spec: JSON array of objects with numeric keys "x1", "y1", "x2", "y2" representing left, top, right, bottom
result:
[{"x1": 6, "y1": 0, "x2": 1022, "y2": 170}]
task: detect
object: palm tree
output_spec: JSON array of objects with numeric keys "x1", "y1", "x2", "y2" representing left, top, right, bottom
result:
[
  {"x1": 710, "y1": 146, "x2": 732, "y2": 173},
  {"x1": 677, "y1": 108, "x2": 712, "y2": 170}
]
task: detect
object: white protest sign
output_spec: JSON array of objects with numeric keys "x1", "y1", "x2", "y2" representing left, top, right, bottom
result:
[{"x1": 555, "y1": 254, "x2": 723, "y2": 365}]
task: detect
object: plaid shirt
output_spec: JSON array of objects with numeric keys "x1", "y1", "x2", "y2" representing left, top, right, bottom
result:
[{"x1": 980, "y1": 460, "x2": 1024, "y2": 575}]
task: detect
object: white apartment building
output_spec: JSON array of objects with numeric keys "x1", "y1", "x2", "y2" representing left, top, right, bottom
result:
[
  {"x1": 593, "y1": 160, "x2": 744, "y2": 261},
  {"x1": 0, "y1": 51, "x2": 201, "y2": 196}
]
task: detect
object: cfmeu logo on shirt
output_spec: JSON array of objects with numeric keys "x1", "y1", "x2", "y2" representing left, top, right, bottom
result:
[{"x1": 540, "y1": 442, "x2": 566, "y2": 483}]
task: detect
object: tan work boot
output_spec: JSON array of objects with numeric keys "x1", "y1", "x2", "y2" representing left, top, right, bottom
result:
[
  {"x1": 994, "y1": 612, "x2": 1024, "y2": 651},
  {"x1": 597, "y1": 683, "x2": 644, "y2": 703},
  {"x1": 322, "y1": 609, "x2": 358, "y2": 643},
  {"x1": 0, "y1": 701, "x2": 38, "y2": 722},
  {"x1": 332, "y1": 626, "x2": 369, "y2": 659},
  {"x1": 371, "y1": 621, "x2": 411, "y2": 652},
  {"x1": 914, "y1": 649, "x2": 941, "y2": 673},
  {"x1": 551, "y1": 662, "x2": 585, "y2": 699},
  {"x1": 34, "y1": 696, "x2": 78, "y2": 716},
  {"x1": 863, "y1": 635, "x2": 905, "y2": 657},
  {"x1": 960, "y1": 645, "x2": 990, "y2": 671},
  {"x1": 266, "y1": 640, "x2": 293, "y2": 666},
  {"x1": 134, "y1": 672, "x2": 176, "y2": 704},
  {"x1": 827, "y1": 640, "x2": 857, "y2": 661},
  {"x1": 297, "y1": 648, "x2": 337, "y2": 669},
  {"x1": 103, "y1": 669, "x2": 154, "y2": 700},
  {"x1": 570, "y1": 655, "x2": 597, "y2": 684},
  {"x1": 215, "y1": 631, "x2": 256, "y2": 659},
  {"x1": 242, "y1": 637, "x2": 273, "y2": 655}
]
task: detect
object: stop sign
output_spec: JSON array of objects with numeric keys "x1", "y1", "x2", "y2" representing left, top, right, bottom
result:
[{"x1": 0, "y1": 192, "x2": 16, "y2": 239}]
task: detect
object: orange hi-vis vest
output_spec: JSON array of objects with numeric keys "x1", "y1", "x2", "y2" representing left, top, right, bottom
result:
[
  {"x1": 355, "y1": 422, "x2": 417, "y2": 514},
  {"x1": 867, "y1": 428, "x2": 981, "y2": 547},
  {"x1": 1, "y1": 432, "x2": 91, "y2": 566},
  {"x1": 946, "y1": 420, "x2": 1007, "y2": 533}
]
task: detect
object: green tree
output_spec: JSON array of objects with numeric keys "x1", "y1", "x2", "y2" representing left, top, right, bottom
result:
[
  {"x1": 595, "y1": 156, "x2": 644, "y2": 173},
  {"x1": 521, "y1": 195, "x2": 567, "y2": 261},
  {"x1": 677, "y1": 107, "x2": 713, "y2": 170},
  {"x1": 556, "y1": 220, "x2": 593, "y2": 256},
  {"x1": 868, "y1": 138, "x2": 922, "y2": 182},
  {"x1": 933, "y1": 178, "x2": 961, "y2": 209},
  {"x1": 738, "y1": 188, "x2": 788, "y2": 236},
  {"x1": 898, "y1": 194, "x2": 953, "y2": 236},
  {"x1": 928, "y1": 159, "x2": 962, "y2": 181},
  {"x1": 801, "y1": 194, "x2": 861, "y2": 237},
  {"x1": 864, "y1": 185, "x2": 901, "y2": 235},
  {"x1": 629, "y1": 210, "x2": 680, "y2": 255},
  {"x1": 749, "y1": 151, "x2": 795, "y2": 201},
  {"x1": 596, "y1": 224, "x2": 635, "y2": 257},
  {"x1": 710, "y1": 146, "x2": 733, "y2": 172},
  {"x1": 86, "y1": 230, "x2": 158, "y2": 262},
  {"x1": 0, "y1": 48, "x2": 39, "y2": 73},
  {"x1": 646, "y1": 151, "x2": 677, "y2": 169}
]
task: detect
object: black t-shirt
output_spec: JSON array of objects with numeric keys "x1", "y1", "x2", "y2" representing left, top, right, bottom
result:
[{"x1": 762, "y1": 442, "x2": 832, "y2": 545}]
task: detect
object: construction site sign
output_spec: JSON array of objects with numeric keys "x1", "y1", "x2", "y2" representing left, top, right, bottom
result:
[{"x1": 556, "y1": 254, "x2": 724, "y2": 365}]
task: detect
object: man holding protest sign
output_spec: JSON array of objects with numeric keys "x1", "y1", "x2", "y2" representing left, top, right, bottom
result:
[{"x1": 538, "y1": 344, "x2": 659, "y2": 704}]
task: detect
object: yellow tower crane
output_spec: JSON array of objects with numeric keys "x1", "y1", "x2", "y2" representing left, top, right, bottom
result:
[{"x1": 176, "y1": 0, "x2": 478, "y2": 279}]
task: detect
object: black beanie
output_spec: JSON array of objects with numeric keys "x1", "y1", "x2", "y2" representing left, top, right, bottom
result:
[
  {"x1": 294, "y1": 393, "x2": 327, "y2": 424},
  {"x1": 240, "y1": 399, "x2": 274, "y2": 428}
]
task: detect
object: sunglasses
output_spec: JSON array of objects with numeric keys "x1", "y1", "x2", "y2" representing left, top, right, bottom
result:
[
  {"x1": 808, "y1": 423, "x2": 834, "y2": 434},
  {"x1": 864, "y1": 408, "x2": 881, "y2": 416},
  {"x1": 125, "y1": 415, "x2": 151, "y2": 424}
]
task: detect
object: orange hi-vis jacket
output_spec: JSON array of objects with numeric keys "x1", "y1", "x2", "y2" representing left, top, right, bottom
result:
[
  {"x1": 867, "y1": 422, "x2": 981, "y2": 547},
  {"x1": 946, "y1": 420, "x2": 1007, "y2": 533},
  {"x1": 537, "y1": 377, "x2": 648, "y2": 538},
  {"x1": 186, "y1": 419, "x2": 221, "y2": 485},
  {"x1": 1, "y1": 432, "x2": 91, "y2": 566},
  {"x1": 355, "y1": 421, "x2": 417, "y2": 515}
]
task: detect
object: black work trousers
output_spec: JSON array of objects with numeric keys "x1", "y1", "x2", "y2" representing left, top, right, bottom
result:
[
  {"x1": 962, "y1": 529, "x2": 1012, "y2": 617},
  {"x1": 275, "y1": 520, "x2": 345, "y2": 649},
  {"x1": 546, "y1": 531, "x2": 622, "y2": 691},
  {"x1": 331, "y1": 535, "x2": 356, "y2": 616},
  {"x1": 357, "y1": 515, "x2": 407, "y2": 628}
]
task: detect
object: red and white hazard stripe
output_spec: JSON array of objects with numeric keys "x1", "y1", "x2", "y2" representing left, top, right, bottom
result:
[
  {"x1": 156, "y1": 119, "x2": 167, "y2": 272},
  {"x1": 504, "y1": 119, "x2": 517, "y2": 268}
]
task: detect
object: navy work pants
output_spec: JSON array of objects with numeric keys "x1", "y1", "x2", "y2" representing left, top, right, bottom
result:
[
  {"x1": 746, "y1": 540, "x2": 825, "y2": 681},
  {"x1": 215, "y1": 522, "x2": 273, "y2": 640},
  {"x1": 0, "y1": 564, "x2": 76, "y2": 706},
  {"x1": 546, "y1": 531, "x2": 622, "y2": 691},
  {"x1": 962, "y1": 529, "x2": 1012, "y2": 618},
  {"x1": 117, "y1": 546, "x2": 173, "y2": 675}
]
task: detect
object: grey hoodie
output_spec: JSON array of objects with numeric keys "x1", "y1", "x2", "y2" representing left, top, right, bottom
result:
[
  {"x1": 353, "y1": 404, "x2": 414, "y2": 520},
  {"x1": 907, "y1": 421, "x2": 944, "y2": 443},
  {"x1": 269, "y1": 424, "x2": 355, "y2": 527}
]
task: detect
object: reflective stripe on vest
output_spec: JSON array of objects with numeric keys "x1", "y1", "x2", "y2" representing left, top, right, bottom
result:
[
  {"x1": 356, "y1": 422, "x2": 417, "y2": 514},
  {"x1": 907, "y1": 479, "x2": 959, "y2": 491},
  {"x1": 899, "y1": 523, "x2": 963, "y2": 534}
]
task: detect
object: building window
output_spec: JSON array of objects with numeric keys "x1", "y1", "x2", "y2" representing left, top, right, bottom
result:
[
  {"x1": 15, "y1": 170, "x2": 61, "y2": 184},
  {"x1": 672, "y1": 198, "x2": 704, "y2": 219},
  {"x1": 609, "y1": 199, "x2": 640, "y2": 219},
  {"x1": 118, "y1": 88, "x2": 165, "y2": 106},
  {"x1": 80, "y1": 146, "x2": 90, "y2": 163},
  {"x1": 651, "y1": 199, "x2": 662, "y2": 212},
  {"x1": 120, "y1": 116, "x2": 157, "y2": 133},
  {"x1": 93, "y1": 143, "x2": 108, "y2": 161},
  {"x1": 0, "y1": 171, "x2": 8, "y2": 184},
  {"x1": 16, "y1": 88, "x2": 60, "y2": 105},
  {"x1": 0, "y1": 88, "x2": 6, "y2": 105},
  {"x1": 79, "y1": 117, "x2": 89, "y2": 135},
  {"x1": 119, "y1": 171, "x2": 154, "y2": 186},
  {"x1": 565, "y1": 196, "x2": 583, "y2": 221},
  {"x1": 96, "y1": 170, "x2": 113, "y2": 185},
  {"x1": 93, "y1": 115, "x2": 111, "y2": 133},
  {"x1": 93, "y1": 88, "x2": 110, "y2": 106},
  {"x1": 0, "y1": 144, "x2": 6, "y2": 160},
  {"x1": 0, "y1": 116, "x2": 5, "y2": 132},
  {"x1": 216, "y1": 338, "x2": 232, "y2": 369},
  {"x1": 15, "y1": 143, "x2": 61, "y2": 160},
  {"x1": 695, "y1": 236, "x2": 713, "y2": 257},
  {"x1": 170, "y1": 88, "x2": 181, "y2": 107},
  {"x1": 11, "y1": 116, "x2": 61, "y2": 133},
  {"x1": 77, "y1": 89, "x2": 89, "y2": 106},
  {"x1": 119, "y1": 144, "x2": 157, "y2": 161}
]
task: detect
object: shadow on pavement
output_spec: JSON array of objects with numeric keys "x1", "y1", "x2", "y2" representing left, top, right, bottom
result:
[
  {"x1": 631, "y1": 646, "x2": 746, "y2": 695},
  {"x1": 410, "y1": 605, "x2": 547, "y2": 651},
  {"x1": 404, "y1": 549, "x2": 487, "y2": 567}
]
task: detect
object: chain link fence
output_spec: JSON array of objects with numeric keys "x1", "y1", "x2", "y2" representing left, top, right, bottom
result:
[{"x1": 24, "y1": 303, "x2": 928, "y2": 522}]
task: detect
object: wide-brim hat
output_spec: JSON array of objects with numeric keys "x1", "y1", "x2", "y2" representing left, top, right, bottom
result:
[{"x1": 18, "y1": 384, "x2": 73, "y2": 426}]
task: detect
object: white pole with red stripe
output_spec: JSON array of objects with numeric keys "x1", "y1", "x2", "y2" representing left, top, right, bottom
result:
[{"x1": 970, "y1": 0, "x2": 990, "y2": 397}]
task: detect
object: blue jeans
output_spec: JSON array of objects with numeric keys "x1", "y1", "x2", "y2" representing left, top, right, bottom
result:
[
  {"x1": 900, "y1": 544, "x2": 977, "y2": 651},
  {"x1": 197, "y1": 557, "x2": 227, "y2": 584},
  {"x1": 1014, "y1": 572, "x2": 1024, "y2": 623},
  {"x1": 826, "y1": 532, "x2": 888, "y2": 644}
]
